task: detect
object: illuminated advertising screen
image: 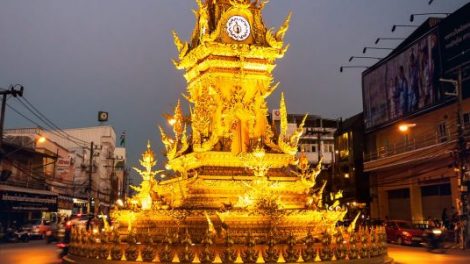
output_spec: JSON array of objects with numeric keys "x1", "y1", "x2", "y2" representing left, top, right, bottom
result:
[{"x1": 363, "y1": 30, "x2": 443, "y2": 129}]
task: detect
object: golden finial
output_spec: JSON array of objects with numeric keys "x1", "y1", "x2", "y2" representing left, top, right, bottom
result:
[
  {"x1": 276, "y1": 12, "x2": 292, "y2": 41},
  {"x1": 141, "y1": 140, "x2": 156, "y2": 167},
  {"x1": 279, "y1": 92, "x2": 288, "y2": 136}
]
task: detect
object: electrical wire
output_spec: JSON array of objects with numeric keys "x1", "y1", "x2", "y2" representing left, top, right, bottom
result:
[
  {"x1": 18, "y1": 96, "x2": 91, "y2": 146},
  {"x1": 6, "y1": 103, "x2": 89, "y2": 149},
  {"x1": 13, "y1": 98, "x2": 89, "y2": 148}
]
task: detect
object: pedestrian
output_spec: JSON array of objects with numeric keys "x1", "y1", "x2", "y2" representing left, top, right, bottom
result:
[
  {"x1": 441, "y1": 208, "x2": 449, "y2": 229},
  {"x1": 86, "y1": 215, "x2": 93, "y2": 231}
]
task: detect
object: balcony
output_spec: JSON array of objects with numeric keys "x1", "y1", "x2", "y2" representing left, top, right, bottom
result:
[{"x1": 363, "y1": 122, "x2": 470, "y2": 172}]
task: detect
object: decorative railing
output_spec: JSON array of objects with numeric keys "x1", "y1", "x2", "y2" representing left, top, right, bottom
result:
[{"x1": 66, "y1": 226, "x2": 389, "y2": 263}]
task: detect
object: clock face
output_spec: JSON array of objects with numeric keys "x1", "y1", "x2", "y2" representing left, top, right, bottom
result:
[{"x1": 226, "y1": 16, "x2": 251, "y2": 41}]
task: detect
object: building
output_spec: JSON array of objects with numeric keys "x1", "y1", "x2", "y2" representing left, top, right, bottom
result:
[
  {"x1": 362, "y1": 3, "x2": 470, "y2": 228},
  {"x1": 335, "y1": 113, "x2": 368, "y2": 205},
  {"x1": 270, "y1": 112, "x2": 340, "y2": 197},
  {"x1": 5, "y1": 125, "x2": 127, "y2": 215},
  {"x1": 271, "y1": 112, "x2": 338, "y2": 166},
  {"x1": 0, "y1": 137, "x2": 58, "y2": 228}
]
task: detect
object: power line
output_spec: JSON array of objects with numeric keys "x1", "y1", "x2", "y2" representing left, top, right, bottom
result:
[
  {"x1": 18, "y1": 96, "x2": 91, "y2": 146},
  {"x1": 13, "y1": 97, "x2": 89, "y2": 148},
  {"x1": 6, "y1": 103, "x2": 88, "y2": 148}
]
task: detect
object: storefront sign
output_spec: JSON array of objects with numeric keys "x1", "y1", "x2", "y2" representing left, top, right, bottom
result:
[
  {"x1": 55, "y1": 156, "x2": 73, "y2": 182},
  {"x1": 0, "y1": 189, "x2": 57, "y2": 212}
]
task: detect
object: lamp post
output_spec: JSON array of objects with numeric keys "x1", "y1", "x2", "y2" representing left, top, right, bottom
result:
[
  {"x1": 362, "y1": 47, "x2": 394, "y2": 54},
  {"x1": 391, "y1": 24, "x2": 418, "y2": 32},
  {"x1": 410, "y1": 13, "x2": 449, "y2": 22},
  {"x1": 375, "y1": 37, "x2": 405, "y2": 44},
  {"x1": 348, "y1": 56, "x2": 382, "y2": 62},
  {"x1": 440, "y1": 73, "x2": 468, "y2": 249},
  {"x1": 339, "y1": 66, "x2": 368, "y2": 73}
]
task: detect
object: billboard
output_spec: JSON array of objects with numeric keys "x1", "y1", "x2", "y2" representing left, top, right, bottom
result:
[
  {"x1": 363, "y1": 30, "x2": 443, "y2": 129},
  {"x1": 439, "y1": 3, "x2": 470, "y2": 71},
  {"x1": 439, "y1": 3, "x2": 470, "y2": 98},
  {"x1": 55, "y1": 155, "x2": 73, "y2": 182}
]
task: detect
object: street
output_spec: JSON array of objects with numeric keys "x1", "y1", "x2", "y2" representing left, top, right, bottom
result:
[
  {"x1": 388, "y1": 244, "x2": 470, "y2": 264},
  {"x1": 0, "y1": 240, "x2": 60, "y2": 264},
  {"x1": 1, "y1": 241, "x2": 470, "y2": 264}
]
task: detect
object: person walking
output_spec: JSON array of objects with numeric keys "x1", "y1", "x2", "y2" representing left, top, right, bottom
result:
[{"x1": 441, "y1": 208, "x2": 449, "y2": 229}]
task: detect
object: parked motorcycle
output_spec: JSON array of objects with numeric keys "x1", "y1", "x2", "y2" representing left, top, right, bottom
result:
[{"x1": 4, "y1": 226, "x2": 30, "y2": 243}]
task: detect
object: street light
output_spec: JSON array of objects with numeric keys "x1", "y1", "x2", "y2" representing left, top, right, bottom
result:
[
  {"x1": 391, "y1": 24, "x2": 418, "y2": 32},
  {"x1": 375, "y1": 37, "x2": 405, "y2": 45},
  {"x1": 2, "y1": 135, "x2": 47, "y2": 158},
  {"x1": 398, "y1": 123, "x2": 416, "y2": 132},
  {"x1": 348, "y1": 56, "x2": 382, "y2": 62},
  {"x1": 37, "y1": 136, "x2": 46, "y2": 144},
  {"x1": 410, "y1": 13, "x2": 449, "y2": 22},
  {"x1": 362, "y1": 47, "x2": 394, "y2": 54},
  {"x1": 339, "y1": 65, "x2": 368, "y2": 73}
]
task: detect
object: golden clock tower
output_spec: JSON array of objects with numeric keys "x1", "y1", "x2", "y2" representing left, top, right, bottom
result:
[
  {"x1": 170, "y1": 0, "x2": 291, "y2": 155},
  {"x1": 65, "y1": 3, "x2": 390, "y2": 262}
]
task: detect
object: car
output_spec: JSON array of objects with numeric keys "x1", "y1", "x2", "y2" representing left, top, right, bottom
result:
[
  {"x1": 385, "y1": 220, "x2": 424, "y2": 245},
  {"x1": 23, "y1": 219, "x2": 51, "y2": 239}
]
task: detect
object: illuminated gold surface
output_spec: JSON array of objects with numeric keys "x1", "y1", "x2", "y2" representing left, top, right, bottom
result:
[{"x1": 68, "y1": 1, "x2": 389, "y2": 263}]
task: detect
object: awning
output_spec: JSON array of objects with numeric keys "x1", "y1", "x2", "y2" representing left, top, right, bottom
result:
[
  {"x1": 0, "y1": 184, "x2": 58, "y2": 212},
  {"x1": 0, "y1": 184, "x2": 57, "y2": 196}
]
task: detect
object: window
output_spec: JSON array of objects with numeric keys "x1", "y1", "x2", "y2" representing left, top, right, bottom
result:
[
  {"x1": 302, "y1": 144, "x2": 311, "y2": 152},
  {"x1": 338, "y1": 132, "x2": 350, "y2": 158},
  {"x1": 464, "y1": 112, "x2": 470, "y2": 125},
  {"x1": 421, "y1": 183, "x2": 451, "y2": 196},
  {"x1": 437, "y1": 122, "x2": 448, "y2": 142},
  {"x1": 311, "y1": 145, "x2": 317, "y2": 152},
  {"x1": 388, "y1": 188, "x2": 410, "y2": 199}
]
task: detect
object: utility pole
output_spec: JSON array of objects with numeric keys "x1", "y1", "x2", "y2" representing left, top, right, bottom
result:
[
  {"x1": 441, "y1": 68, "x2": 468, "y2": 249},
  {"x1": 457, "y1": 69, "x2": 469, "y2": 250},
  {"x1": 0, "y1": 85, "x2": 24, "y2": 150},
  {"x1": 88, "y1": 141, "x2": 94, "y2": 215},
  {"x1": 105, "y1": 153, "x2": 116, "y2": 203}
]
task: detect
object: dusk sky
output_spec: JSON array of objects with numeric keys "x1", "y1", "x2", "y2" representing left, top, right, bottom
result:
[{"x1": 1, "y1": 0, "x2": 467, "y2": 179}]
